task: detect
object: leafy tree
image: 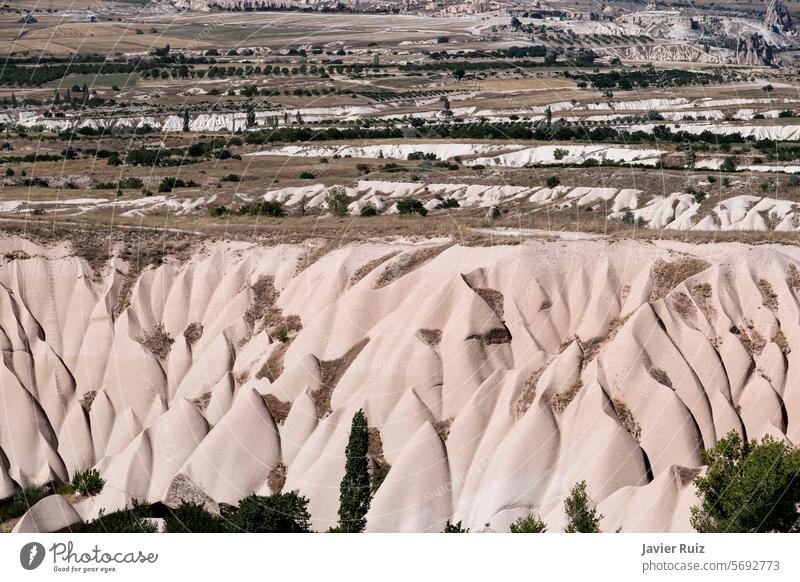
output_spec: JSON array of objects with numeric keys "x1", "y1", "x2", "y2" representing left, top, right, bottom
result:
[
  {"x1": 546, "y1": 176, "x2": 560, "y2": 189},
  {"x1": 719, "y1": 156, "x2": 738, "y2": 173},
  {"x1": 510, "y1": 514, "x2": 547, "y2": 533},
  {"x1": 685, "y1": 148, "x2": 696, "y2": 169},
  {"x1": 165, "y1": 502, "x2": 224, "y2": 533},
  {"x1": 564, "y1": 481, "x2": 602, "y2": 533},
  {"x1": 337, "y1": 409, "x2": 371, "y2": 532},
  {"x1": 326, "y1": 185, "x2": 350, "y2": 217},
  {"x1": 226, "y1": 492, "x2": 311, "y2": 533},
  {"x1": 443, "y1": 520, "x2": 469, "y2": 533},
  {"x1": 691, "y1": 432, "x2": 800, "y2": 533}
]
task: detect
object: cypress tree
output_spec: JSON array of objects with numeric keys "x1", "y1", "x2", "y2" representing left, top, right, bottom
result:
[
  {"x1": 564, "y1": 481, "x2": 602, "y2": 533},
  {"x1": 183, "y1": 109, "x2": 190, "y2": 132},
  {"x1": 337, "y1": 409, "x2": 371, "y2": 532}
]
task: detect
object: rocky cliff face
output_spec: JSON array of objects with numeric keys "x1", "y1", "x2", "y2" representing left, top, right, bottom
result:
[
  {"x1": 736, "y1": 32, "x2": 774, "y2": 65},
  {"x1": 765, "y1": 0, "x2": 794, "y2": 33}
]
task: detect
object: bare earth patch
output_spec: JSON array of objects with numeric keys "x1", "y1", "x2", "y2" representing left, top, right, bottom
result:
[
  {"x1": 311, "y1": 338, "x2": 370, "y2": 418},
  {"x1": 475, "y1": 287, "x2": 505, "y2": 319},
  {"x1": 432, "y1": 416, "x2": 455, "y2": 441},
  {"x1": 418, "y1": 328, "x2": 443, "y2": 347},
  {"x1": 263, "y1": 393, "x2": 292, "y2": 425},
  {"x1": 374, "y1": 244, "x2": 451, "y2": 288},
  {"x1": 136, "y1": 323, "x2": 174, "y2": 360},
  {"x1": 671, "y1": 292, "x2": 697, "y2": 318},
  {"x1": 758, "y1": 278, "x2": 778, "y2": 311},
  {"x1": 689, "y1": 282, "x2": 716, "y2": 321},
  {"x1": 648, "y1": 368, "x2": 673, "y2": 388},
  {"x1": 368, "y1": 426, "x2": 391, "y2": 493},
  {"x1": 513, "y1": 367, "x2": 543, "y2": 420},
  {"x1": 772, "y1": 329, "x2": 791, "y2": 354},
  {"x1": 612, "y1": 396, "x2": 642, "y2": 441},
  {"x1": 80, "y1": 390, "x2": 97, "y2": 412},
  {"x1": 551, "y1": 380, "x2": 583, "y2": 415},
  {"x1": 191, "y1": 391, "x2": 212, "y2": 412},
  {"x1": 267, "y1": 463, "x2": 287, "y2": 495},
  {"x1": 183, "y1": 322, "x2": 204, "y2": 345},
  {"x1": 349, "y1": 252, "x2": 400, "y2": 287},
  {"x1": 649, "y1": 257, "x2": 710, "y2": 302},
  {"x1": 788, "y1": 264, "x2": 800, "y2": 293}
]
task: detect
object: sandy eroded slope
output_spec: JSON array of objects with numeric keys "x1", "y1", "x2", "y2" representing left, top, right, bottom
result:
[{"x1": 1, "y1": 237, "x2": 798, "y2": 532}]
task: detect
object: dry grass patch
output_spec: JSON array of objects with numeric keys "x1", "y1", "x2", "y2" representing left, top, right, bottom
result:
[
  {"x1": 772, "y1": 329, "x2": 791, "y2": 354},
  {"x1": 191, "y1": 391, "x2": 212, "y2": 412},
  {"x1": 612, "y1": 396, "x2": 642, "y2": 441},
  {"x1": 368, "y1": 426, "x2": 391, "y2": 493},
  {"x1": 80, "y1": 390, "x2": 97, "y2": 412},
  {"x1": 674, "y1": 465, "x2": 702, "y2": 487},
  {"x1": 418, "y1": 328, "x2": 443, "y2": 347},
  {"x1": 475, "y1": 287, "x2": 505, "y2": 319},
  {"x1": 432, "y1": 416, "x2": 455, "y2": 441},
  {"x1": 551, "y1": 380, "x2": 583, "y2": 415},
  {"x1": 757, "y1": 278, "x2": 778, "y2": 311},
  {"x1": 257, "y1": 341, "x2": 290, "y2": 383},
  {"x1": 788, "y1": 264, "x2": 800, "y2": 293},
  {"x1": 374, "y1": 244, "x2": 451, "y2": 289},
  {"x1": 263, "y1": 393, "x2": 292, "y2": 425},
  {"x1": 689, "y1": 282, "x2": 716, "y2": 321},
  {"x1": 136, "y1": 323, "x2": 174, "y2": 360},
  {"x1": 349, "y1": 252, "x2": 400, "y2": 287},
  {"x1": 267, "y1": 463, "x2": 287, "y2": 495},
  {"x1": 183, "y1": 322, "x2": 204, "y2": 345},
  {"x1": 513, "y1": 368, "x2": 543, "y2": 419},
  {"x1": 310, "y1": 338, "x2": 370, "y2": 418},
  {"x1": 671, "y1": 291, "x2": 696, "y2": 318},
  {"x1": 649, "y1": 257, "x2": 710, "y2": 302},
  {"x1": 734, "y1": 319, "x2": 767, "y2": 356}
]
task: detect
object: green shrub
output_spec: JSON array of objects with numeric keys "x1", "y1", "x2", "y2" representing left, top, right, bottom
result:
[
  {"x1": 546, "y1": 176, "x2": 560, "y2": 188},
  {"x1": 298, "y1": 171, "x2": 316, "y2": 179},
  {"x1": 396, "y1": 197, "x2": 427, "y2": 216},
  {"x1": 436, "y1": 197, "x2": 459, "y2": 210},
  {"x1": 119, "y1": 177, "x2": 143, "y2": 189},
  {"x1": 443, "y1": 520, "x2": 469, "y2": 533},
  {"x1": 360, "y1": 205, "x2": 378, "y2": 217},
  {"x1": 510, "y1": 514, "x2": 547, "y2": 533},
  {"x1": 238, "y1": 201, "x2": 286, "y2": 218},
  {"x1": 0, "y1": 484, "x2": 50, "y2": 522},
  {"x1": 72, "y1": 468, "x2": 105, "y2": 496},
  {"x1": 164, "y1": 502, "x2": 224, "y2": 533},
  {"x1": 691, "y1": 432, "x2": 800, "y2": 532},
  {"x1": 226, "y1": 492, "x2": 312, "y2": 533},
  {"x1": 326, "y1": 185, "x2": 350, "y2": 217},
  {"x1": 719, "y1": 156, "x2": 737, "y2": 173},
  {"x1": 70, "y1": 500, "x2": 157, "y2": 533},
  {"x1": 222, "y1": 174, "x2": 241, "y2": 182}
]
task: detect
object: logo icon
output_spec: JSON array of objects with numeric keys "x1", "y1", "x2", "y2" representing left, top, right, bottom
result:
[{"x1": 20, "y1": 542, "x2": 46, "y2": 570}]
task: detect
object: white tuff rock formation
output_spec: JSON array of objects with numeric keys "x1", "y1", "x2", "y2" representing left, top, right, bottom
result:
[{"x1": 2, "y1": 238, "x2": 799, "y2": 532}]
